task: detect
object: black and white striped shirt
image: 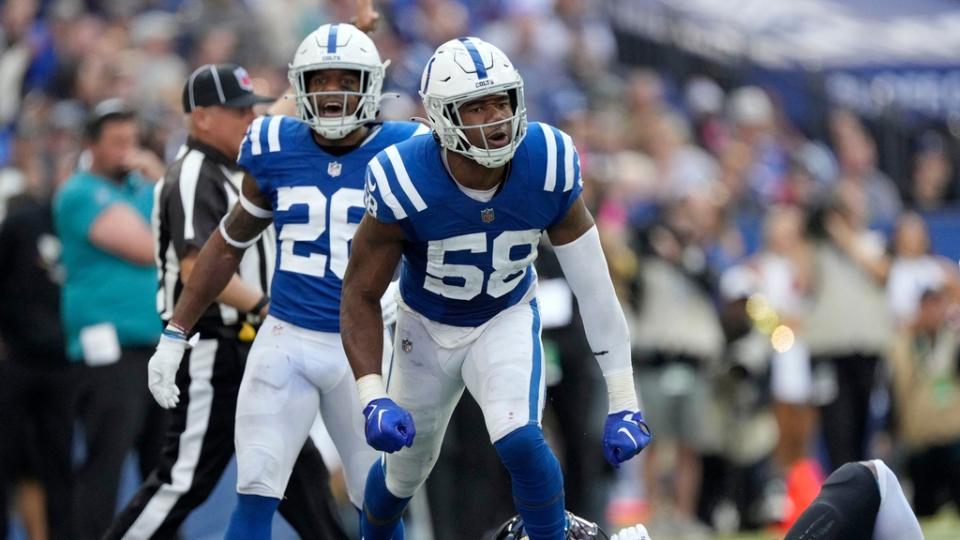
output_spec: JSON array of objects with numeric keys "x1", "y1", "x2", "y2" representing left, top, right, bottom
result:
[{"x1": 153, "y1": 138, "x2": 275, "y2": 330}]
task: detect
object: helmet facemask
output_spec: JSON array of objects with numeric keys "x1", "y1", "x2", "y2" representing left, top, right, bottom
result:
[
  {"x1": 424, "y1": 81, "x2": 527, "y2": 168},
  {"x1": 288, "y1": 61, "x2": 387, "y2": 140}
]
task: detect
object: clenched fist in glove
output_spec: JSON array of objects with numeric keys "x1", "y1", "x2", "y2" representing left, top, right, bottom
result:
[
  {"x1": 362, "y1": 397, "x2": 416, "y2": 452},
  {"x1": 603, "y1": 410, "x2": 652, "y2": 468}
]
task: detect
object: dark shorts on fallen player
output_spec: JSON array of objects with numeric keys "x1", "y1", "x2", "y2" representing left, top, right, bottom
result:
[{"x1": 786, "y1": 461, "x2": 881, "y2": 540}]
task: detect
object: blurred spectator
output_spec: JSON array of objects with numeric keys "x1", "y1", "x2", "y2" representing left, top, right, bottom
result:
[
  {"x1": 626, "y1": 194, "x2": 727, "y2": 536},
  {"x1": 646, "y1": 111, "x2": 718, "y2": 200},
  {"x1": 887, "y1": 212, "x2": 960, "y2": 327},
  {"x1": 750, "y1": 205, "x2": 823, "y2": 530},
  {"x1": 725, "y1": 86, "x2": 791, "y2": 212},
  {"x1": 52, "y1": 100, "x2": 166, "y2": 540},
  {"x1": 0, "y1": 0, "x2": 57, "y2": 166},
  {"x1": 703, "y1": 265, "x2": 780, "y2": 532},
  {"x1": 890, "y1": 288, "x2": 960, "y2": 517},
  {"x1": 908, "y1": 130, "x2": 956, "y2": 210},
  {"x1": 0, "y1": 142, "x2": 75, "y2": 540},
  {"x1": 829, "y1": 110, "x2": 902, "y2": 226},
  {"x1": 804, "y1": 182, "x2": 893, "y2": 469},
  {"x1": 684, "y1": 76, "x2": 728, "y2": 156},
  {"x1": 623, "y1": 69, "x2": 667, "y2": 154}
]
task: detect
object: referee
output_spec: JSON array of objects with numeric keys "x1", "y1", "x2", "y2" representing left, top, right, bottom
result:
[{"x1": 103, "y1": 64, "x2": 348, "y2": 540}]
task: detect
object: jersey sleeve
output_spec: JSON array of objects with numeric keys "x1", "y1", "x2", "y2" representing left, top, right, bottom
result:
[
  {"x1": 237, "y1": 115, "x2": 283, "y2": 194},
  {"x1": 534, "y1": 123, "x2": 584, "y2": 227},
  {"x1": 364, "y1": 157, "x2": 400, "y2": 224},
  {"x1": 363, "y1": 148, "x2": 423, "y2": 224},
  {"x1": 54, "y1": 177, "x2": 122, "y2": 241}
]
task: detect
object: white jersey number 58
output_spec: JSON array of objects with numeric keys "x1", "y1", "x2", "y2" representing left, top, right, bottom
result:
[{"x1": 424, "y1": 229, "x2": 541, "y2": 300}]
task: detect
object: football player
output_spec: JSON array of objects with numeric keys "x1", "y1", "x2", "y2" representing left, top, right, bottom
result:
[
  {"x1": 145, "y1": 23, "x2": 426, "y2": 539},
  {"x1": 494, "y1": 513, "x2": 653, "y2": 540},
  {"x1": 341, "y1": 37, "x2": 652, "y2": 540},
  {"x1": 785, "y1": 460, "x2": 923, "y2": 540}
]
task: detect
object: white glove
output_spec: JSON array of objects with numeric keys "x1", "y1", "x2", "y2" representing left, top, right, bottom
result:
[
  {"x1": 148, "y1": 327, "x2": 189, "y2": 409},
  {"x1": 611, "y1": 524, "x2": 652, "y2": 540},
  {"x1": 380, "y1": 280, "x2": 400, "y2": 328}
]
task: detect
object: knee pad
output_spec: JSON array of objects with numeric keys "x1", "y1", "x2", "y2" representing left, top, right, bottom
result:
[
  {"x1": 384, "y1": 450, "x2": 435, "y2": 499},
  {"x1": 236, "y1": 445, "x2": 286, "y2": 498},
  {"x1": 481, "y1": 365, "x2": 538, "y2": 442}
]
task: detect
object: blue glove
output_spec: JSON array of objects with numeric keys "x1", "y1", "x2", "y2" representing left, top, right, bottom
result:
[
  {"x1": 363, "y1": 398, "x2": 416, "y2": 453},
  {"x1": 603, "y1": 410, "x2": 652, "y2": 467}
]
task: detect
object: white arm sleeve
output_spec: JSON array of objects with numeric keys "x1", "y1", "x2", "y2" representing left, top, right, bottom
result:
[
  {"x1": 870, "y1": 460, "x2": 923, "y2": 540},
  {"x1": 553, "y1": 226, "x2": 639, "y2": 412}
]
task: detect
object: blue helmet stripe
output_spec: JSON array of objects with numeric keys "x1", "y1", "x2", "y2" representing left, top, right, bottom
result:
[
  {"x1": 327, "y1": 24, "x2": 338, "y2": 53},
  {"x1": 458, "y1": 37, "x2": 488, "y2": 80},
  {"x1": 422, "y1": 56, "x2": 437, "y2": 93}
]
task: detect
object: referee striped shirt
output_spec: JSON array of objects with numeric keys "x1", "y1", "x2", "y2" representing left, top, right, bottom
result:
[{"x1": 152, "y1": 138, "x2": 275, "y2": 331}]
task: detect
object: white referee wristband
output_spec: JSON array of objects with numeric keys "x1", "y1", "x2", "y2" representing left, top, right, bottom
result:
[
  {"x1": 356, "y1": 374, "x2": 388, "y2": 408},
  {"x1": 604, "y1": 369, "x2": 640, "y2": 413}
]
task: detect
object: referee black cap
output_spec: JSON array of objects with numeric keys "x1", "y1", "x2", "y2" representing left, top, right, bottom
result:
[{"x1": 182, "y1": 63, "x2": 274, "y2": 113}]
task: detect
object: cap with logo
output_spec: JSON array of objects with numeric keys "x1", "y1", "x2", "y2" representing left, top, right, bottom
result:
[{"x1": 182, "y1": 63, "x2": 274, "y2": 113}]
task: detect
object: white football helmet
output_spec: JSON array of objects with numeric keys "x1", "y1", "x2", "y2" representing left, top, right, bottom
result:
[
  {"x1": 419, "y1": 37, "x2": 527, "y2": 168},
  {"x1": 288, "y1": 23, "x2": 387, "y2": 139}
]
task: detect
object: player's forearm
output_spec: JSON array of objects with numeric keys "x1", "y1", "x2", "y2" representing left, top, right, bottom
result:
[
  {"x1": 170, "y1": 231, "x2": 244, "y2": 332},
  {"x1": 553, "y1": 226, "x2": 639, "y2": 412},
  {"x1": 340, "y1": 292, "x2": 386, "y2": 379}
]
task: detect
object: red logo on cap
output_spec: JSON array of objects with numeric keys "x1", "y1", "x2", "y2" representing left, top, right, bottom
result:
[{"x1": 234, "y1": 67, "x2": 254, "y2": 91}]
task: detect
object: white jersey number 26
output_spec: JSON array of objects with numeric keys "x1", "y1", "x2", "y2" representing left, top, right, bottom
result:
[{"x1": 275, "y1": 186, "x2": 363, "y2": 279}]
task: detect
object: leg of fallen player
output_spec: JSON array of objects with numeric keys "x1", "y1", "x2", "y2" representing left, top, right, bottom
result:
[{"x1": 785, "y1": 459, "x2": 922, "y2": 540}]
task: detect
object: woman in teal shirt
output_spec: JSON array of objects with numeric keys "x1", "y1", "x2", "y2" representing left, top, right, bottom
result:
[{"x1": 52, "y1": 99, "x2": 167, "y2": 540}]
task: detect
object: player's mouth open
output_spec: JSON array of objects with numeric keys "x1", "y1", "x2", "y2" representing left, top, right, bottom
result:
[
  {"x1": 486, "y1": 131, "x2": 510, "y2": 147},
  {"x1": 320, "y1": 101, "x2": 345, "y2": 116}
]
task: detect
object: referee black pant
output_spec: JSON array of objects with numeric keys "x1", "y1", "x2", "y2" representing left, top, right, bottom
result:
[{"x1": 102, "y1": 330, "x2": 348, "y2": 540}]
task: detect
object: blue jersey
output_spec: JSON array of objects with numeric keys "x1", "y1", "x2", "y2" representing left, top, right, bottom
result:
[
  {"x1": 364, "y1": 122, "x2": 583, "y2": 327},
  {"x1": 238, "y1": 115, "x2": 428, "y2": 331}
]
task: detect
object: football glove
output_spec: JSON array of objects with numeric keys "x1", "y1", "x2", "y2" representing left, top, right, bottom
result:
[
  {"x1": 362, "y1": 397, "x2": 416, "y2": 452},
  {"x1": 603, "y1": 410, "x2": 652, "y2": 468},
  {"x1": 610, "y1": 524, "x2": 652, "y2": 540},
  {"x1": 147, "y1": 326, "x2": 188, "y2": 409}
]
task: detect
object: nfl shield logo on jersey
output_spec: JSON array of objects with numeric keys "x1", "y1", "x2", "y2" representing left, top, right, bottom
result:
[
  {"x1": 401, "y1": 339, "x2": 413, "y2": 353},
  {"x1": 481, "y1": 208, "x2": 495, "y2": 223},
  {"x1": 327, "y1": 161, "x2": 342, "y2": 177}
]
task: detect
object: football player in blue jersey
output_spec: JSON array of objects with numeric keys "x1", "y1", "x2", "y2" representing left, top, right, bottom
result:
[
  {"x1": 145, "y1": 23, "x2": 425, "y2": 540},
  {"x1": 340, "y1": 37, "x2": 653, "y2": 540}
]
